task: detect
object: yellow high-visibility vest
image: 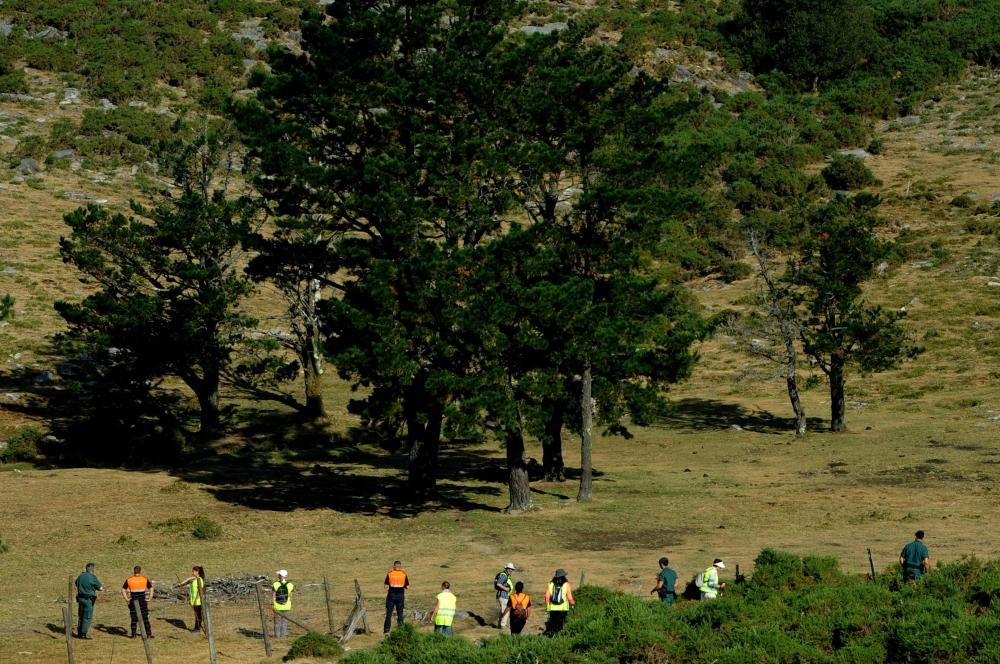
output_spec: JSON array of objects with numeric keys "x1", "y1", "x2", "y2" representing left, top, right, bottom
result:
[
  {"x1": 434, "y1": 591, "x2": 456, "y2": 626},
  {"x1": 273, "y1": 581, "x2": 294, "y2": 611},
  {"x1": 699, "y1": 567, "x2": 718, "y2": 596},
  {"x1": 546, "y1": 581, "x2": 570, "y2": 611},
  {"x1": 189, "y1": 577, "x2": 204, "y2": 607}
]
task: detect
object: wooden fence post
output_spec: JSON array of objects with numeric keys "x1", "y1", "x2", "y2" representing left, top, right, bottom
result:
[
  {"x1": 578, "y1": 571, "x2": 586, "y2": 588},
  {"x1": 355, "y1": 579, "x2": 370, "y2": 633},
  {"x1": 63, "y1": 576, "x2": 75, "y2": 664},
  {"x1": 868, "y1": 548, "x2": 877, "y2": 579},
  {"x1": 255, "y1": 582, "x2": 272, "y2": 657},
  {"x1": 323, "y1": 576, "x2": 335, "y2": 635},
  {"x1": 133, "y1": 598, "x2": 153, "y2": 664},
  {"x1": 203, "y1": 582, "x2": 217, "y2": 664}
]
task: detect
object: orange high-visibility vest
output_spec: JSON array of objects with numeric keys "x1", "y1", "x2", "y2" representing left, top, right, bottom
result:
[
  {"x1": 126, "y1": 575, "x2": 150, "y2": 593},
  {"x1": 387, "y1": 570, "x2": 408, "y2": 589}
]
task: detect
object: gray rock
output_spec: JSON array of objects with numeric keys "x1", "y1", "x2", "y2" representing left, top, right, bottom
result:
[
  {"x1": 69, "y1": 161, "x2": 82, "y2": 171},
  {"x1": 964, "y1": 192, "x2": 981, "y2": 201},
  {"x1": 0, "y1": 93, "x2": 45, "y2": 103},
  {"x1": 319, "y1": 0, "x2": 335, "y2": 4},
  {"x1": 673, "y1": 64, "x2": 694, "y2": 81},
  {"x1": 51, "y1": 149, "x2": 75, "y2": 159},
  {"x1": 63, "y1": 191, "x2": 89, "y2": 200},
  {"x1": 907, "y1": 296, "x2": 920, "y2": 307},
  {"x1": 61, "y1": 88, "x2": 81, "y2": 104},
  {"x1": 127, "y1": 100, "x2": 148, "y2": 109},
  {"x1": 654, "y1": 47, "x2": 676, "y2": 60},
  {"x1": 992, "y1": 194, "x2": 1000, "y2": 202},
  {"x1": 0, "y1": 267, "x2": 17, "y2": 275},
  {"x1": 0, "y1": 20, "x2": 14, "y2": 38},
  {"x1": 736, "y1": 71, "x2": 754, "y2": 82},
  {"x1": 987, "y1": 281, "x2": 1000, "y2": 287},
  {"x1": 838, "y1": 149, "x2": 870, "y2": 159},
  {"x1": 99, "y1": 98, "x2": 116, "y2": 110},
  {"x1": 892, "y1": 116, "x2": 921, "y2": 128},
  {"x1": 34, "y1": 371, "x2": 53, "y2": 385},
  {"x1": 911, "y1": 260, "x2": 933, "y2": 269},
  {"x1": 31, "y1": 26, "x2": 68, "y2": 41},
  {"x1": 15, "y1": 158, "x2": 41, "y2": 175},
  {"x1": 518, "y1": 22, "x2": 568, "y2": 35}
]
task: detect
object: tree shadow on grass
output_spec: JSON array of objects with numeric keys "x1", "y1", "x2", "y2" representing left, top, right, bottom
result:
[
  {"x1": 169, "y1": 411, "x2": 504, "y2": 517},
  {"x1": 659, "y1": 398, "x2": 826, "y2": 434}
]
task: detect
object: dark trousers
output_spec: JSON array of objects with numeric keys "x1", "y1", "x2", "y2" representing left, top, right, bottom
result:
[
  {"x1": 76, "y1": 597, "x2": 95, "y2": 636},
  {"x1": 510, "y1": 617, "x2": 527, "y2": 635},
  {"x1": 384, "y1": 592, "x2": 405, "y2": 633},
  {"x1": 128, "y1": 594, "x2": 152, "y2": 637},
  {"x1": 192, "y1": 604, "x2": 204, "y2": 632},
  {"x1": 544, "y1": 610, "x2": 567, "y2": 636}
]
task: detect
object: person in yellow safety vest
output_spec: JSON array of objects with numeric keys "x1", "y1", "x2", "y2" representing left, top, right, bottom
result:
[
  {"x1": 430, "y1": 581, "x2": 457, "y2": 635},
  {"x1": 699, "y1": 559, "x2": 726, "y2": 600},
  {"x1": 272, "y1": 570, "x2": 294, "y2": 639},
  {"x1": 187, "y1": 566, "x2": 207, "y2": 634},
  {"x1": 543, "y1": 568, "x2": 575, "y2": 636}
]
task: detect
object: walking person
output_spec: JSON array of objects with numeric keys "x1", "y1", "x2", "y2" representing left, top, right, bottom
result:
[
  {"x1": 650, "y1": 556, "x2": 679, "y2": 607},
  {"x1": 494, "y1": 562, "x2": 516, "y2": 631},
  {"x1": 181, "y1": 566, "x2": 207, "y2": 633},
  {"x1": 121, "y1": 565, "x2": 154, "y2": 638},
  {"x1": 698, "y1": 559, "x2": 726, "y2": 601},
  {"x1": 543, "y1": 569, "x2": 575, "y2": 636},
  {"x1": 383, "y1": 560, "x2": 410, "y2": 633},
  {"x1": 430, "y1": 581, "x2": 457, "y2": 635},
  {"x1": 899, "y1": 530, "x2": 931, "y2": 581},
  {"x1": 272, "y1": 570, "x2": 294, "y2": 639},
  {"x1": 74, "y1": 562, "x2": 104, "y2": 639},
  {"x1": 501, "y1": 581, "x2": 532, "y2": 635}
]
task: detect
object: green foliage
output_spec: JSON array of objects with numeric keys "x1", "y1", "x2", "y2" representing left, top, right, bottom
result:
[
  {"x1": 0, "y1": 426, "x2": 41, "y2": 463},
  {"x1": 0, "y1": 537, "x2": 9, "y2": 554},
  {"x1": 822, "y1": 154, "x2": 881, "y2": 190},
  {"x1": 0, "y1": 294, "x2": 13, "y2": 321},
  {"x1": 283, "y1": 631, "x2": 344, "y2": 661},
  {"x1": 343, "y1": 555, "x2": 1000, "y2": 664},
  {"x1": 155, "y1": 515, "x2": 223, "y2": 540}
]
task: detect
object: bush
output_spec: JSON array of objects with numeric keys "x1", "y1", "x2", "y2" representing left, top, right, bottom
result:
[
  {"x1": 284, "y1": 631, "x2": 343, "y2": 661},
  {"x1": 821, "y1": 154, "x2": 881, "y2": 190},
  {"x1": 155, "y1": 515, "x2": 223, "y2": 540},
  {"x1": 0, "y1": 426, "x2": 41, "y2": 463},
  {"x1": 0, "y1": 536, "x2": 9, "y2": 553},
  {"x1": 951, "y1": 194, "x2": 976, "y2": 208}
]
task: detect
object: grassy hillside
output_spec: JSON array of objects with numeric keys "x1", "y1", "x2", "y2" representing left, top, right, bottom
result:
[{"x1": 0, "y1": 1, "x2": 998, "y2": 661}]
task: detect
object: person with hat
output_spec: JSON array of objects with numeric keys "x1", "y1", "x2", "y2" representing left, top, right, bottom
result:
[
  {"x1": 650, "y1": 556, "x2": 679, "y2": 607},
  {"x1": 899, "y1": 530, "x2": 931, "y2": 581},
  {"x1": 383, "y1": 560, "x2": 410, "y2": 633},
  {"x1": 74, "y1": 562, "x2": 104, "y2": 639},
  {"x1": 121, "y1": 565, "x2": 154, "y2": 638},
  {"x1": 494, "y1": 562, "x2": 516, "y2": 630},
  {"x1": 543, "y1": 568, "x2": 575, "y2": 636},
  {"x1": 430, "y1": 581, "x2": 457, "y2": 635},
  {"x1": 272, "y1": 570, "x2": 294, "y2": 639},
  {"x1": 698, "y1": 559, "x2": 726, "y2": 601}
]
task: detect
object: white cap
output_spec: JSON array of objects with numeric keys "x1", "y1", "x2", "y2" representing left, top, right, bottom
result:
[
  {"x1": 505, "y1": 562, "x2": 516, "y2": 570},
  {"x1": 714, "y1": 561, "x2": 726, "y2": 570},
  {"x1": 277, "y1": 569, "x2": 288, "y2": 577}
]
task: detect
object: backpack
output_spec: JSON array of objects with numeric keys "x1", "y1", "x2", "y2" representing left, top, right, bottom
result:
[
  {"x1": 494, "y1": 572, "x2": 510, "y2": 595},
  {"x1": 510, "y1": 595, "x2": 529, "y2": 620},
  {"x1": 275, "y1": 581, "x2": 289, "y2": 605},
  {"x1": 550, "y1": 582, "x2": 564, "y2": 606}
]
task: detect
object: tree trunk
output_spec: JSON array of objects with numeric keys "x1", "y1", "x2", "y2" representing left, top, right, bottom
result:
[
  {"x1": 782, "y1": 332, "x2": 806, "y2": 436},
  {"x1": 196, "y1": 364, "x2": 222, "y2": 438},
  {"x1": 405, "y1": 386, "x2": 442, "y2": 496},
  {"x1": 542, "y1": 400, "x2": 565, "y2": 481},
  {"x1": 301, "y1": 278, "x2": 327, "y2": 420},
  {"x1": 505, "y1": 423, "x2": 532, "y2": 513},
  {"x1": 829, "y1": 352, "x2": 847, "y2": 432},
  {"x1": 577, "y1": 363, "x2": 593, "y2": 502}
]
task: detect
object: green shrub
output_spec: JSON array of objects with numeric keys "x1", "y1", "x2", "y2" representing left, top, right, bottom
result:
[
  {"x1": 283, "y1": 631, "x2": 343, "y2": 661},
  {"x1": 155, "y1": 515, "x2": 223, "y2": 540},
  {"x1": 951, "y1": 194, "x2": 976, "y2": 208},
  {"x1": 1, "y1": 426, "x2": 41, "y2": 463},
  {"x1": 821, "y1": 154, "x2": 880, "y2": 190}
]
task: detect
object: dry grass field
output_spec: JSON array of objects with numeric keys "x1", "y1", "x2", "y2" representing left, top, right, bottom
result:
[{"x1": 0, "y1": 68, "x2": 998, "y2": 662}]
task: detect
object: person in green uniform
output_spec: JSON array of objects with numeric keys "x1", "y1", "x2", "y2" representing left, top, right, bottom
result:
[
  {"x1": 899, "y1": 530, "x2": 931, "y2": 581},
  {"x1": 75, "y1": 562, "x2": 104, "y2": 639},
  {"x1": 650, "y1": 557, "x2": 679, "y2": 607}
]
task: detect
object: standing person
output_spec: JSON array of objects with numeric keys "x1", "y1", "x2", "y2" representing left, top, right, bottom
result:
[
  {"x1": 543, "y1": 569, "x2": 575, "y2": 636},
  {"x1": 75, "y1": 562, "x2": 104, "y2": 640},
  {"x1": 650, "y1": 557, "x2": 679, "y2": 607},
  {"x1": 121, "y1": 565, "x2": 154, "y2": 638},
  {"x1": 189, "y1": 566, "x2": 207, "y2": 633},
  {"x1": 383, "y1": 560, "x2": 409, "y2": 634},
  {"x1": 501, "y1": 581, "x2": 532, "y2": 635},
  {"x1": 899, "y1": 530, "x2": 931, "y2": 581},
  {"x1": 272, "y1": 570, "x2": 294, "y2": 639},
  {"x1": 430, "y1": 581, "x2": 456, "y2": 635},
  {"x1": 494, "y1": 562, "x2": 516, "y2": 630},
  {"x1": 698, "y1": 559, "x2": 726, "y2": 601}
]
